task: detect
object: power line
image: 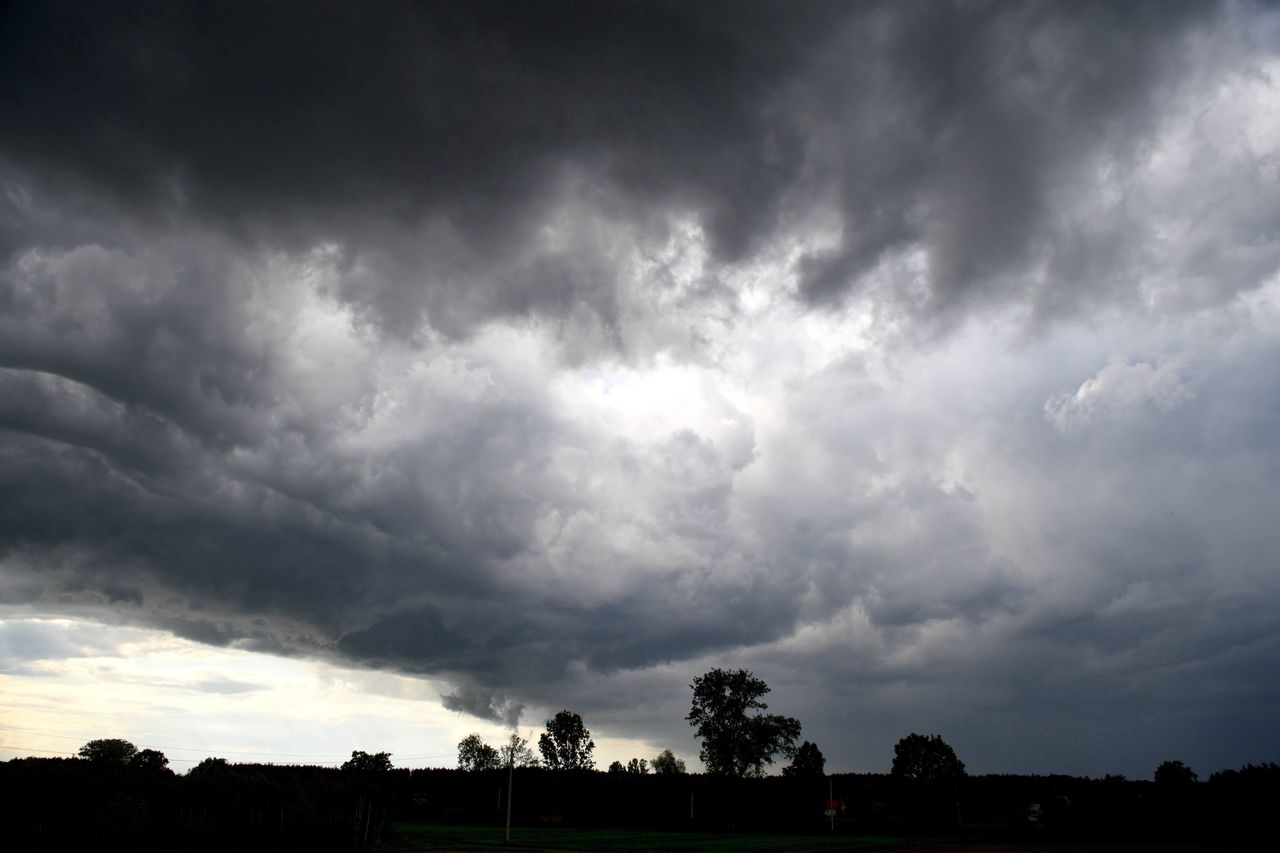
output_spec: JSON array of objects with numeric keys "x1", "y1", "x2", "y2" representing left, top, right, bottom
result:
[
  {"x1": 1, "y1": 744, "x2": 79, "y2": 755},
  {"x1": 0, "y1": 725, "x2": 85, "y2": 742},
  {"x1": 0, "y1": 730, "x2": 346, "y2": 758},
  {"x1": 0, "y1": 744, "x2": 203, "y2": 763},
  {"x1": 0, "y1": 744, "x2": 455, "y2": 767},
  {"x1": 0, "y1": 725, "x2": 456, "y2": 763}
]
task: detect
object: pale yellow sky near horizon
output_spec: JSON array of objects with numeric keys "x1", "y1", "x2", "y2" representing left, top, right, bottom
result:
[{"x1": 0, "y1": 614, "x2": 663, "y2": 772}]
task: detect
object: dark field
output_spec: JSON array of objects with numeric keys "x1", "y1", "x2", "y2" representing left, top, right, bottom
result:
[
  {"x1": 385, "y1": 823, "x2": 1253, "y2": 852},
  {"x1": 5, "y1": 759, "x2": 1276, "y2": 851},
  {"x1": 388, "y1": 822, "x2": 903, "y2": 850}
]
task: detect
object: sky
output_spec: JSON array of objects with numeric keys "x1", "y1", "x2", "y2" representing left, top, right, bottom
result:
[{"x1": 1, "y1": 0, "x2": 1279, "y2": 779}]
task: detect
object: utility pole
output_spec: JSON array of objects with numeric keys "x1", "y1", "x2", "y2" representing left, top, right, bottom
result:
[{"x1": 505, "y1": 755, "x2": 513, "y2": 843}]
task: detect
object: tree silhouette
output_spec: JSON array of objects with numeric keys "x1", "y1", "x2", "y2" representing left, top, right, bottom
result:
[
  {"x1": 132, "y1": 748, "x2": 171, "y2": 774},
  {"x1": 500, "y1": 733, "x2": 539, "y2": 768},
  {"x1": 1155, "y1": 759, "x2": 1198, "y2": 784},
  {"x1": 537, "y1": 710, "x2": 596, "y2": 770},
  {"x1": 188, "y1": 756, "x2": 229, "y2": 777},
  {"x1": 77, "y1": 738, "x2": 138, "y2": 766},
  {"x1": 342, "y1": 750, "x2": 393, "y2": 846},
  {"x1": 782, "y1": 741, "x2": 825, "y2": 777},
  {"x1": 687, "y1": 668, "x2": 801, "y2": 777},
  {"x1": 341, "y1": 750, "x2": 393, "y2": 773},
  {"x1": 457, "y1": 734, "x2": 501, "y2": 771},
  {"x1": 652, "y1": 749, "x2": 687, "y2": 774},
  {"x1": 891, "y1": 733, "x2": 965, "y2": 782}
]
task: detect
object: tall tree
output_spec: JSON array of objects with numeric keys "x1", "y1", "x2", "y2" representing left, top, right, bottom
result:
[
  {"x1": 891, "y1": 733, "x2": 966, "y2": 782},
  {"x1": 686, "y1": 668, "x2": 801, "y2": 777},
  {"x1": 457, "y1": 734, "x2": 501, "y2": 771},
  {"x1": 782, "y1": 741, "x2": 826, "y2": 777},
  {"x1": 537, "y1": 710, "x2": 596, "y2": 770},
  {"x1": 652, "y1": 749, "x2": 687, "y2": 774},
  {"x1": 342, "y1": 750, "x2": 393, "y2": 846}
]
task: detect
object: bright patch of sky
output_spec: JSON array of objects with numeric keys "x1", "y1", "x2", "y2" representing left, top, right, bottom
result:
[{"x1": 0, "y1": 615, "x2": 659, "y2": 771}]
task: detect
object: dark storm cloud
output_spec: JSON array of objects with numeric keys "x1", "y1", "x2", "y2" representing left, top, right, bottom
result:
[
  {"x1": 2, "y1": 0, "x2": 1279, "y2": 776},
  {"x1": 440, "y1": 684, "x2": 524, "y2": 728},
  {"x1": 0, "y1": 0, "x2": 832, "y2": 337},
  {"x1": 790, "y1": 0, "x2": 1280, "y2": 329},
  {"x1": 6, "y1": 1, "x2": 1271, "y2": 337},
  {"x1": 0, "y1": 299, "x2": 792, "y2": 687}
]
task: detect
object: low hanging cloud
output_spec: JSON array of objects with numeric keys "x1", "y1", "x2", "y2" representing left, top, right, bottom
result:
[
  {"x1": 441, "y1": 685, "x2": 525, "y2": 729},
  {"x1": 2, "y1": 1, "x2": 1280, "y2": 776}
]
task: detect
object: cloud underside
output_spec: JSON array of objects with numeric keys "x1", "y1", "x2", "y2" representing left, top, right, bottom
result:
[{"x1": 2, "y1": 1, "x2": 1279, "y2": 773}]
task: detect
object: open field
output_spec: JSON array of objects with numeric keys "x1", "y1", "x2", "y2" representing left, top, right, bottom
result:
[
  {"x1": 384, "y1": 824, "x2": 1257, "y2": 853},
  {"x1": 385, "y1": 822, "x2": 912, "y2": 852}
]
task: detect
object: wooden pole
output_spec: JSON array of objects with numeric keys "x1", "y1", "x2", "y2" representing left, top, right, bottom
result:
[{"x1": 505, "y1": 758, "x2": 513, "y2": 843}]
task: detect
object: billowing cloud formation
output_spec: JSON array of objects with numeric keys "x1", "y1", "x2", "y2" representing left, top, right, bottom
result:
[
  {"x1": 441, "y1": 685, "x2": 524, "y2": 729},
  {"x1": 2, "y1": 1, "x2": 1279, "y2": 775}
]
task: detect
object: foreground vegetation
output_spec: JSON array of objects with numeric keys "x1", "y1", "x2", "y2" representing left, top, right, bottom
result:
[
  {"x1": 4, "y1": 754, "x2": 1278, "y2": 850},
  {"x1": 386, "y1": 822, "x2": 908, "y2": 852}
]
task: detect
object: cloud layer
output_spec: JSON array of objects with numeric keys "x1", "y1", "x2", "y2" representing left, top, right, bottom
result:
[{"x1": 2, "y1": 0, "x2": 1279, "y2": 775}]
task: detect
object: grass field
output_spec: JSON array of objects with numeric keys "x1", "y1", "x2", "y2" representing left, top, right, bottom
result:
[
  {"x1": 384, "y1": 824, "x2": 1254, "y2": 853},
  {"x1": 385, "y1": 825, "x2": 1255, "y2": 853},
  {"x1": 385, "y1": 822, "x2": 912, "y2": 852}
]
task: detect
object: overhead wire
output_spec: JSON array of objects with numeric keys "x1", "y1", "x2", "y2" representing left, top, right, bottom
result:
[{"x1": 0, "y1": 724, "x2": 457, "y2": 763}]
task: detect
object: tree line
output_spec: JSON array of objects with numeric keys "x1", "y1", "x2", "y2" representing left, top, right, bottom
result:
[
  {"x1": 456, "y1": 667, "x2": 964, "y2": 783},
  {"x1": 5, "y1": 667, "x2": 1276, "y2": 848},
  {"x1": 7, "y1": 736, "x2": 1277, "y2": 849}
]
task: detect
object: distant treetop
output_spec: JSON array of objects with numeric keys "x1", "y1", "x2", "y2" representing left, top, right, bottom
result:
[
  {"x1": 77, "y1": 738, "x2": 138, "y2": 766},
  {"x1": 342, "y1": 750, "x2": 393, "y2": 773},
  {"x1": 652, "y1": 749, "x2": 686, "y2": 774},
  {"x1": 500, "y1": 733, "x2": 539, "y2": 768},
  {"x1": 608, "y1": 758, "x2": 649, "y2": 775},
  {"x1": 783, "y1": 741, "x2": 826, "y2": 777},
  {"x1": 1154, "y1": 759, "x2": 1198, "y2": 784},
  {"x1": 457, "y1": 734, "x2": 501, "y2": 771},
  {"x1": 890, "y1": 733, "x2": 965, "y2": 783},
  {"x1": 77, "y1": 739, "x2": 173, "y2": 775},
  {"x1": 133, "y1": 748, "x2": 170, "y2": 773}
]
